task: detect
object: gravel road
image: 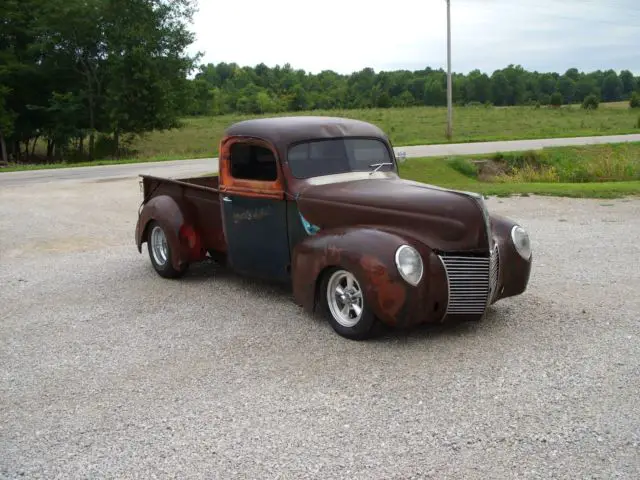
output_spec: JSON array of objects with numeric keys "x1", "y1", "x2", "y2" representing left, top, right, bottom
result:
[{"x1": 1, "y1": 177, "x2": 639, "y2": 479}]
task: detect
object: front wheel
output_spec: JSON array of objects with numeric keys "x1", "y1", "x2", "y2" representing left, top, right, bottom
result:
[
  {"x1": 146, "y1": 220, "x2": 188, "y2": 279},
  {"x1": 321, "y1": 268, "x2": 377, "y2": 340}
]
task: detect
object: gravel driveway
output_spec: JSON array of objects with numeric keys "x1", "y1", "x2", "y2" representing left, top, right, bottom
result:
[{"x1": 1, "y1": 178, "x2": 639, "y2": 479}]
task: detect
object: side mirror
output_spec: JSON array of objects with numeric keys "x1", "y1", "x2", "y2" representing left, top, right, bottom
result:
[{"x1": 396, "y1": 151, "x2": 407, "y2": 164}]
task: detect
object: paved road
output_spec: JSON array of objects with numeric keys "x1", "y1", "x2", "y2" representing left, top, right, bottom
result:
[
  {"x1": 1, "y1": 174, "x2": 639, "y2": 478},
  {"x1": 2, "y1": 133, "x2": 639, "y2": 187}
]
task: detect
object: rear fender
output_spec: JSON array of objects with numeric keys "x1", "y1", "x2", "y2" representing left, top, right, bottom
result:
[
  {"x1": 135, "y1": 195, "x2": 205, "y2": 270},
  {"x1": 291, "y1": 226, "x2": 425, "y2": 327}
]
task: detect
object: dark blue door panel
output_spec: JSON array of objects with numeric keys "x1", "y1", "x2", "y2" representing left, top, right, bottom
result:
[{"x1": 222, "y1": 195, "x2": 290, "y2": 282}]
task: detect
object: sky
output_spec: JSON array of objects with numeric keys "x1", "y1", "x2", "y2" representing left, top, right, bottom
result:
[{"x1": 188, "y1": 0, "x2": 640, "y2": 75}]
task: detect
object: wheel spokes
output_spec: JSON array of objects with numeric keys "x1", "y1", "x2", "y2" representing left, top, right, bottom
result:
[
  {"x1": 327, "y1": 270, "x2": 365, "y2": 328},
  {"x1": 346, "y1": 275, "x2": 354, "y2": 289}
]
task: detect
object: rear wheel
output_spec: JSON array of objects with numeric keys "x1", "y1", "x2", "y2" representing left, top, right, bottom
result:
[
  {"x1": 146, "y1": 220, "x2": 188, "y2": 279},
  {"x1": 321, "y1": 268, "x2": 376, "y2": 340}
]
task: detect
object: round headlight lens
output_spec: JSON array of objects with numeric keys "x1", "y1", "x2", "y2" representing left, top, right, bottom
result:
[
  {"x1": 511, "y1": 225, "x2": 532, "y2": 260},
  {"x1": 395, "y1": 245, "x2": 424, "y2": 286}
]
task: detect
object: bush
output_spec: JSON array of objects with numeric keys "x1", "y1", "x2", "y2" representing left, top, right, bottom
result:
[
  {"x1": 447, "y1": 157, "x2": 478, "y2": 178},
  {"x1": 630, "y1": 92, "x2": 640, "y2": 109},
  {"x1": 582, "y1": 94, "x2": 599, "y2": 110},
  {"x1": 550, "y1": 92, "x2": 563, "y2": 107}
]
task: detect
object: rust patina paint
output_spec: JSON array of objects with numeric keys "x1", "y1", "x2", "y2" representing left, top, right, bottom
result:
[
  {"x1": 359, "y1": 254, "x2": 406, "y2": 324},
  {"x1": 218, "y1": 136, "x2": 285, "y2": 200}
]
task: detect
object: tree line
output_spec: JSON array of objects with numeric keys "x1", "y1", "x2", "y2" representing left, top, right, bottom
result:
[
  {"x1": 187, "y1": 63, "x2": 640, "y2": 116},
  {"x1": 1, "y1": 0, "x2": 199, "y2": 164},
  {"x1": 2, "y1": 0, "x2": 639, "y2": 165}
]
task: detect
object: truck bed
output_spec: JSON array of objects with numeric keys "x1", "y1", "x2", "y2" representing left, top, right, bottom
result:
[{"x1": 139, "y1": 174, "x2": 227, "y2": 254}]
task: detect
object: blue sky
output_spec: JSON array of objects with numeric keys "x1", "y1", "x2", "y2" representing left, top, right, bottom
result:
[{"x1": 189, "y1": 0, "x2": 640, "y2": 75}]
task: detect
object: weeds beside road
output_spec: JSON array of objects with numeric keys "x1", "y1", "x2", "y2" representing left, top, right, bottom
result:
[{"x1": 400, "y1": 142, "x2": 640, "y2": 199}]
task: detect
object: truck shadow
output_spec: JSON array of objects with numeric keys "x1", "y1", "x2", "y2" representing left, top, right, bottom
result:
[
  {"x1": 178, "y1": 259, "x2": 294, "y2": 298},
  {"x1": 368, "y1": 307, "x2": 503, "y2": 342},
  {"x1": 176, "y1": 260, "x2": 516, "y2": 341}
]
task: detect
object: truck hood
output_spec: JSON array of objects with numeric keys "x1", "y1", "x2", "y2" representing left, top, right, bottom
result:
[{"x1": 296, "y1": 174, "x2": 490, "y2": 252}]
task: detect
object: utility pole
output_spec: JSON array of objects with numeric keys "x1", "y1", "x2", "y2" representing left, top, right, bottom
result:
[{"x1": 445, "y1": 0, "x2": 453, "y2": 140}]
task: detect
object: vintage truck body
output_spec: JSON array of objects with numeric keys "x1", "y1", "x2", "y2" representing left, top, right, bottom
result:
[{"x1": 135, "y1": 116, "x2": 532, "y2": 339}]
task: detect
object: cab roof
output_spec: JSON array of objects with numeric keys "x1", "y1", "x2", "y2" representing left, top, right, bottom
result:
[{"x1": 224, "y1": 116, "x2": 390, "y2": 153}]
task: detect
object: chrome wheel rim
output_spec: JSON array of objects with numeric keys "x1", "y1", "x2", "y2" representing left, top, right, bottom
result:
[
  {"x1": 326, "y1": 270, "x2": 364, "y2": 328},
  {"x1": 150, "y1": 225, "x2": 169, "y2": 267}
]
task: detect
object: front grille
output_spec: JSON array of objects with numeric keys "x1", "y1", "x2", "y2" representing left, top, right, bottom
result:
[{"x1": 439, "y1": 254, "x2": 491, "y2": 315}]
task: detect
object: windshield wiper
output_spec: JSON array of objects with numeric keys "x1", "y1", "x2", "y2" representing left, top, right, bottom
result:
[{"x1": 368, "y1": 162, "x2": 393, "y2": 175}]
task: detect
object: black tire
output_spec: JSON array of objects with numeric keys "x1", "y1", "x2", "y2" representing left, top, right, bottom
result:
[
  {"x1": 319, "y1": 267, "x2": 377, "y2": 340},
  {"x1": 146, "y1": 220, "x2": 188, "y2": 279}
]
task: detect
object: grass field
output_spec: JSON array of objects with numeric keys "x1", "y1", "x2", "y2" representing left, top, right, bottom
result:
[
  {"x1": 398, "y1": 142, "x2": 640, "y2": 198},
  {"x1": 129, "y1": 102, "x2": 640, "y2": 161},
  {"x1": 2, "y1": 102, "x2": 639, "y2": 171}
]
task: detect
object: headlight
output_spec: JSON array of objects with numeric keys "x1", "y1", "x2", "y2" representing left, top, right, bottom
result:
[
  {"x1": 511, "y1": 225, "x2": 532, "y2": 260},
  {"x1": 395, "y1": 245, "x2": 424, "y2": 286}
]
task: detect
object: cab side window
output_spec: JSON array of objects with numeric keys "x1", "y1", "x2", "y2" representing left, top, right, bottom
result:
[{"x1": 229, "y1": 143, "x2": 278, "y2": 181}]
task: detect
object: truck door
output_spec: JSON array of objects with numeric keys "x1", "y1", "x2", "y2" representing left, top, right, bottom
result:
[{"x1": 219, "y1": 137, "x2": 290, "y2": 282}]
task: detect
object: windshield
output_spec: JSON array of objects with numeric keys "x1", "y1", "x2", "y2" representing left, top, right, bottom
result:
[{"x1": 287, "y1": 138, "x2": 395, "y2": 179}]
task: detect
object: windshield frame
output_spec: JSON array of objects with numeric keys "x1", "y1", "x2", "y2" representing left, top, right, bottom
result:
[{"x1": 284, "y1": 136, "x2": 398, "y2": 180}]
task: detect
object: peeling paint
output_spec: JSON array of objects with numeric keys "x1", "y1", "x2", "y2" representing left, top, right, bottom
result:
[
  {"x1": 233, "y1": 206, "x2": 272, "y2": 224},
  {"x1": 298, "y1": 211, "x2": 320, "y2": 235}
]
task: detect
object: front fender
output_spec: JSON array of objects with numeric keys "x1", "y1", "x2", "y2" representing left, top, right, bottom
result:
[
  {"x1": 490, "y1": 213, "x2": 533, "y2": 300},
  {"x1": 291, "y1": 226, "x2": 444, "y2": 327},
  {"x1": 135, "y1": 195, "x2": 203, "y2": 271}
]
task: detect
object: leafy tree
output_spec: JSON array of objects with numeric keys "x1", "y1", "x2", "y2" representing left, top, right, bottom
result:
[
  {"x1": 620, "y1": 70, "x2": 636, "y2": 97},
  {"x1": 0, "y1": 0, "x2": 198, "y2": 163},
  {"x1": 424, "y1": 76, "x2": 446, "y2": 106},
  {"x1": 465, "y1": 69, "x2": 491, "y2": 104},
  {"x1": 490, "y1": 71, "x2": 511, "y2": 106},
  {"x1": 582, "y1": 94, "x2": 600, "y2": 110},
  {"x1": 100, "y1": 0, "x2": 199, "y2": 156},
  {"x1": 557, "y1": 75, "x2": 576, "y2": 104},
  {"x1": 575, "y1": 78, "x2": 598, "y2": 102},
  {"x1": 565, "y1": 68, "x2": 580, "y2": 82},
  {"x1": 550, "y1": 92, "x2": 563, "y2": 107},
  {"x1": 0, "y1": 86, "x2": 15, "y2": 164},
  {"x1": 630, "y1": 92, "x2": 640, "y2": 109},
  {"x1": 602, "y1": 71, "x2": 623, "y2": 102}
]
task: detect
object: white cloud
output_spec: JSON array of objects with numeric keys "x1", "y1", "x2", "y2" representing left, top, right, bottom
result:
[{"x1": 187, "y1": 0, "x2": 640, "y2": 74}]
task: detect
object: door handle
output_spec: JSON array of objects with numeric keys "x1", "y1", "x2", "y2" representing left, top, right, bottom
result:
[{"x1": 222, "y1": 196, "x2": 232, "y2": 203}]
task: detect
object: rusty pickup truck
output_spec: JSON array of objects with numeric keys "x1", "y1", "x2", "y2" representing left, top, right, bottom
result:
[{"x1": 135, "y1": 116, "x2": 532, "y2": 339}]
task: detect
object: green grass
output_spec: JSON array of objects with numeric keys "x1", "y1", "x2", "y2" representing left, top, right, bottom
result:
[
  {"x1": 3, "y1": 102, "x2": 639, "y2": 172},
  {"x1": 129, "y1": 103, "x2": 639, "y2": 160},
  {"x1": 398, "y1": 142, "x2": 640, "y2": 199}
]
